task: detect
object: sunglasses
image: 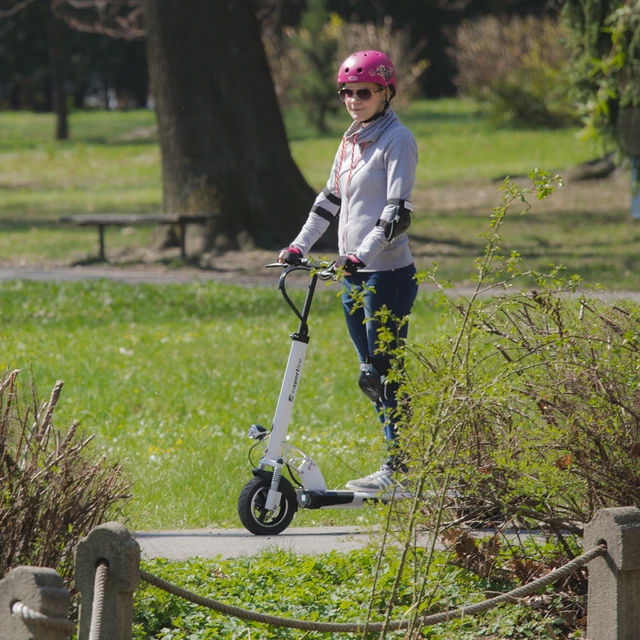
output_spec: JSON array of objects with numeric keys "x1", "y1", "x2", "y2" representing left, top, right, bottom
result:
[{"x1": 338, "y1": 87, "x2": 383, "y2": 102}]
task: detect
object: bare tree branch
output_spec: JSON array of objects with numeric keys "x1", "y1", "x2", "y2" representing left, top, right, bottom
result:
[
  {"x1": 53, "y1": 0, "x2": 145, "y2": 39},
  {"x1": 0, "y1": 0, "x2": 36, "y2": 18}
]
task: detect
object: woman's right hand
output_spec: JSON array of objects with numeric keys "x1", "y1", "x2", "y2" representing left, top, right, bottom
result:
[{"x1": 278, "y1": 246, "x2": 302, "y2": 264}]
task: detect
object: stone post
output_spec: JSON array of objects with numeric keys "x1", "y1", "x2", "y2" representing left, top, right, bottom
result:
[
  {"x1": 584, "y1": 506, "x2": 640, "y2": 640},
  {"x1": 75, "y1": 521, "x2": 140, "y2": 640},
  {"x1": 0, "y1": 566, "x2": 72, "y2": 639}
]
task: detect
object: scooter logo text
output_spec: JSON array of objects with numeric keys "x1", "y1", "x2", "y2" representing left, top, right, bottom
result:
[{"x1": 288, "y1": 358, "x2": 303, "y2": 402}]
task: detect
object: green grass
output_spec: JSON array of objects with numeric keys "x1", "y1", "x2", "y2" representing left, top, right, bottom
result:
[
  {"x1": 2, "y1": 100, "x2": 637, "y2": 290},
  {"x1": 0, "y1": 279, "x2": 443, "y2": 529},
  {"x1": 410, "y1": 197, "x2": 640, "y2": 288},
  {"x1": 133, "y1": 548, "x2": 569, "y2": 639},
  {"x1": 289, "y1": 99, "x2": 598, "y2": 186},
  {"x1": 0, "y1": 110, "x2": 160, "y2": 224}
]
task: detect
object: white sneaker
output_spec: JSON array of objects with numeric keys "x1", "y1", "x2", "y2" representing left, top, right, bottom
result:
[{"x1": 346, "y1": 464, "x2": 410, "y2": 496}]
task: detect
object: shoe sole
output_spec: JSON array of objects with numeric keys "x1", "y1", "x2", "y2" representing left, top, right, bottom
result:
[{"x1": 345, "y1": 483, "x2": 413, "y2": 498}]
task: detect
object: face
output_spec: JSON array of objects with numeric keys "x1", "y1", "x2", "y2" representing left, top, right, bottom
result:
[{"x1": 340, "y1": 82, "x2": 387, "y2": 125}]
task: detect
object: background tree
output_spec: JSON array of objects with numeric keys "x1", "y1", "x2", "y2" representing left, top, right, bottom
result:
[
  {"x1": 289, "y1": 0, "x2": 339, "y2": 134},
  {"x1": 0, "y1": 0, "x2": 147, "y2": 133},
  {"x1": 0, "y1": 6, "x2": 49, "y2": 110},
  {"x1": 143, "y1": 0, "x2": 314, "y2": 251},
  {"x1": 1, "y1": 0, "x2": 315, "y2": 250},
  {"x1": 562, "y1": 0, "x2": 640, "y2": 150},
  {"x1": 0, "y1": 0, "x2": 70, "y2": 138},
  {"x1": 324, "y1": 0, "x2": 551, "y2": 97}
]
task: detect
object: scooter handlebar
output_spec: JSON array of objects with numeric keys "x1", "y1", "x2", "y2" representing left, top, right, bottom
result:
[
  {"x1": 265, "y1": 259, "x2": 336, "y2": 279},
  {"x1": 264, "y1": 259, "x2": 337, "y2": 327}
]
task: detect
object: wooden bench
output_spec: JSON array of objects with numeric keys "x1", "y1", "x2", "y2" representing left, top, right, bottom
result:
[{"x1": 58, "y1": 213, "x2": 208, "y2": 261}]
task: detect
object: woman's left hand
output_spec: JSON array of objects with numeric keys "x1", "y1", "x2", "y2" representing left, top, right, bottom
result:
[{"x1": 335, "y1": 255, "x2": 365, "y2": 274}]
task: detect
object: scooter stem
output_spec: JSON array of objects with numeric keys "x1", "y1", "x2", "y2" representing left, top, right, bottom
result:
[
  {"x1": 266, "y1": 266, "x2": 319, "y2": 456},
  {"x1": 268, "y1": 337, "x2": 308, "y2": 453}
]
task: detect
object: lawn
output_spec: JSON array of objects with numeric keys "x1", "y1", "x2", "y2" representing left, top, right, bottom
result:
[
  {"x1": 0, "y1": 278, "x2": 444, "y2": 529},
  {"x1": 1, "y1": 100, "x2": 636, "y2": 289},
  {"x1": 0, "y1": 104, "x2": 606, "y2": 639},
  {"x1": 0, "y1": 101, "x2": 637, "y2": 531}
]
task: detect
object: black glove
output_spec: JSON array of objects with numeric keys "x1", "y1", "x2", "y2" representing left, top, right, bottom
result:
[
  {"x1": 335, "y1": 254, "x2": 365, "y2": 274},
  {"x1": 278, "y1": 246, "x2": 302, "y2": 265}
]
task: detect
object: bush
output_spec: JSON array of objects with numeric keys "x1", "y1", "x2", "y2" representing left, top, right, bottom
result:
[
  {"x1": 286, "y1": 0, "x2": 340, "y2": 134},
  {"x1": 350, "y1": 171, "x2": 637, "y2": 635},
  {"x1": 450, "y1": 15, "x2": 578, "y2": 128},
  {"x1": 0, "y1": 369, "x2": 131, "y2": 582},
  {"x1": 396, "y1": 171, "x2": 640, "y2": 539},
  {"x1": 263, "y1": 14, "x2": 428, "y2": 130},
  {"x1": 562, "y1": 0, "x2": 640, "y2": 145},
  {"x1": 334, "y1": 15, "x2": 429, "y2": 110}
]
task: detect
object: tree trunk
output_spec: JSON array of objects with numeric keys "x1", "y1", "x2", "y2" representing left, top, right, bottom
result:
[
  {"x1": 8, "y1": 82, "x2": 20, "y2": 110},
  {"x1": 47, "y1": 5, "x2": 68, "y2": 140},
  {"x1": 144, "y1": 0, "x2": 315, "y2": 252}
]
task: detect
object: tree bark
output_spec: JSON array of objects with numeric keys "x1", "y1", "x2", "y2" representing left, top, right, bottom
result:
[
  {"x1": 144, "y1": 0, "x2": 315, "y2": 252},
  {"x1": 47, "y1": 4, "x2": 68, "y2": 140}
]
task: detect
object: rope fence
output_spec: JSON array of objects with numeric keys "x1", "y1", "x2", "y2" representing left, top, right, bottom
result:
[
  {"x1": 11, "y1": 601, "x2": 77, "y2": 635},
  {"x1": 88, "y1": 561, "x2": 109, "y2": 640},
  {"x1": 8, "y1": 509, "x2": 636, "y2": 640},
  {"x1": 139, "y1": 542, "x2": 607, "y2": 634}
]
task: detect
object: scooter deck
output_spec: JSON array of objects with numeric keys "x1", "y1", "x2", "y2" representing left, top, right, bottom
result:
[{"x1": 297, "y1": 489, "x2": 401, "y2": 509}]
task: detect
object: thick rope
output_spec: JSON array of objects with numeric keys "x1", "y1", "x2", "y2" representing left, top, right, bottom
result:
[
  {"x1": 89, "y1": 561, "x2": 109, "y2": 640},
  {"x1": 11, "y1": 601, "x2": 76, "y2": 634},
  {"x1": 140, "y1": 543, "x2": 606, "y2": 634}
]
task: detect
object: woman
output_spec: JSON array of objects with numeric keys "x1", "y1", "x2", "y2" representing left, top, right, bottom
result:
[{"x1": 279, "y1": 50, "x2": 419, "y2": 494}]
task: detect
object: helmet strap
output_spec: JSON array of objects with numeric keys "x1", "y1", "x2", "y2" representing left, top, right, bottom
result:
[{"x1": 362, "y1": 101, "x2": 390, "y2": 124}]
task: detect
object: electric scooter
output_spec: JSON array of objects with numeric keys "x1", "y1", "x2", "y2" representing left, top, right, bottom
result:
[{"x1": 237, "y1": 258, "x2": 402, "y2": 536}]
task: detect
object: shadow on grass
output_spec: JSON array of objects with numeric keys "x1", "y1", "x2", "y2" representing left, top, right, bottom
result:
[
  {"x1": 155, "y1": 256, "x2": 227, "y2": 272},
  {"x1": 0, "y1": 219, "x2": 62, "y2": 228},
  {"x1": 68, "y1": 254, "x2": 234, "y2": 273},
  {"x1": 70, "y1": 255, "x2": 108, "y2": 266},
  {"x1": 0, "y1": 136, "x2": 158, "y2": 153}
]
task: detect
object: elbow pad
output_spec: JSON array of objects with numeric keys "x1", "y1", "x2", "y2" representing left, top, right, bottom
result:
[{"x1": 375, "y1": 199, "x2": 413, "y2": 241}]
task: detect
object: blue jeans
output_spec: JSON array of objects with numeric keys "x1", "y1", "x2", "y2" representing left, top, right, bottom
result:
[{"x1": 341, "y1": 264, "x2": 419, "y2": 459}]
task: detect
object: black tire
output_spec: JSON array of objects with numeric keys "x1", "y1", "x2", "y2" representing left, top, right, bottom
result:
[{"x1": 238, "y1": 475, "x2": 297, "y2": 535}]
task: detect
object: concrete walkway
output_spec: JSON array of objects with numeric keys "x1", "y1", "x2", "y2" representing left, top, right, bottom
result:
[
  {"x1": 132, "y1": 525, "x2": 549, "y2": 561},
  {"x1": 2, "y1": 265, "x2": 640, "y2": 302},
  {"x1": 134, "y1": 527, "x2": 401, "y2": 560}
]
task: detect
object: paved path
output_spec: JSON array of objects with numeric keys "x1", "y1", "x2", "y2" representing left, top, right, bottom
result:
[
  {"x1": 133, "y1": 526, "x2": 543, "y2": 561},
  {"x1": 1, "y1": 265, "x2": 640, "y2": 302},
  {"x1": 134, "y1": 527, "x2": 404, "y2": 560}
]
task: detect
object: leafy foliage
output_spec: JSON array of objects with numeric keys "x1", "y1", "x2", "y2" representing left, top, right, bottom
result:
[
  {"x1": 361, "y1": 169, "x2": 640, "y2": 636},
  {"x1": 562, "y1": 0, "x2": 640, "y2": 145},
  {"x1": 400, "y1": 170, "x2": 640, "y2": 534},
  {"x1": 133, "y1": 546, "x2": 572, "y2": 639},
  {"x1": 263, "y1": 13, "x2": 428, "y2": 131},
  {"x1": 451, "y1": 15, "x2": 577, "y2": 128},
  {"x1": 286, "y1": 0, "x2": 339, "y2": 134}
]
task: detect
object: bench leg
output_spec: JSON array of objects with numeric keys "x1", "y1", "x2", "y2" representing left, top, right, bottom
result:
[
  {"x1": 98, "y1": 225, "x2": 106, "y2": 261},
  {"x1": 179, "y1": 222, "x2": 187, "y2": 260}
]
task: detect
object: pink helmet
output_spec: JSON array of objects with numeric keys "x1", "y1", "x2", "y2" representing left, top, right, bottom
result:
[{"x1": 337, "y1": 50, "x2": 396, "y2": 95}]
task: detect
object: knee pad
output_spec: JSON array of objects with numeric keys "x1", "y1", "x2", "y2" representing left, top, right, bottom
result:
[{"x1": 358, "y1": 363, "x2": 385, "y2": 403}]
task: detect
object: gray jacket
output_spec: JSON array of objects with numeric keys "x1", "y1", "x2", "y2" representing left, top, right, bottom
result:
[{"x1": 291, "y1": 110, "x2": 418, "y2": 272}]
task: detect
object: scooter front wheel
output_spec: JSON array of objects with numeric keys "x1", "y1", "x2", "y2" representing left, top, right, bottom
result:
[{"x1": 238, "y1": 475, "x2": 297, "y2": 535}]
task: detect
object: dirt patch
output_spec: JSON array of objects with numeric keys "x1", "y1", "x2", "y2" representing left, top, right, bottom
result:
[
  {"x1": 413, "y1": 170, "x2": 631, "y2": 216},
  {"x1": 1, "y1": 172, "x2": 633, "y2": 284}
]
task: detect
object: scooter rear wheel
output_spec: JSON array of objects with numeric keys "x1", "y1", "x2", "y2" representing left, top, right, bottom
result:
[{"x1": 238, "y1": 475, "x2": 297, "y2": 535}]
